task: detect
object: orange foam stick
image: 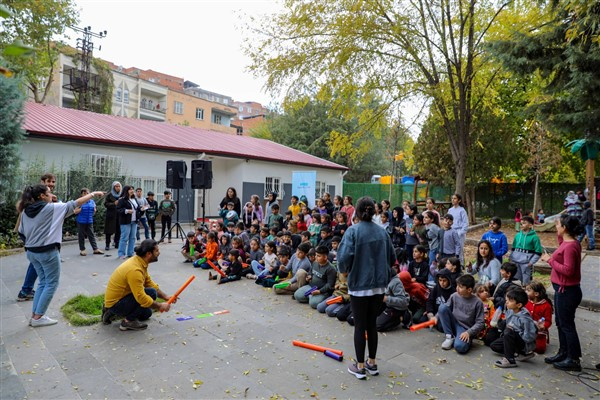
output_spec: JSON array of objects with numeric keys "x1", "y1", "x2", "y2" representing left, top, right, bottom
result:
[
  {"x1": 164, "y1": 275, "x2": 196, "y2": 310},
  {"x1": 410, "y1": 319, "x2": 436, "y2": 332},
  {"x1": 326, "y1": 296, "x2": 343, "y2": 305},
  {"x1": 207, "y1": 259, "x2": 226, "y2": 277},
  {"x1": 292, "y1": 340, "x2": 343, "y2": 356}
]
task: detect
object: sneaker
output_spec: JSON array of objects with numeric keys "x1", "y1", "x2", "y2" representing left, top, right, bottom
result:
[
  {"x1": 208, "y1": 271, "x2": 213, "y2": 281},
  {"x1": 495, "y1": 357, "x2": 517, "y2": 368},
  {"x1": 516, "y1": 352, "x2": 535, "y2": 362},
  {"x1": 246, "y1": 273, "x2": 257, "y2": 279},
  {"x1": 17, "y1": 291, "x2": 34, "y2": 302},
  {"x1": 348, "y1": 363, "x2": 367, "y2": 380},
  {"x1": 101, "y1": 305, "x2": 115, "y2": 325},
  {"x1": 104, "y1": 246, "x2": 110, "y2": 251},
  {"x1": 30, "y1": 315, "x2": 58, "y2": 327},
  {"x1": 80, "y1": 250, "x2": 87, "y2": 256},
  {"x1": 119, "y1": 319, "x2": 148, "y2": 331},
  {"x1": 93, "y1": 249, "x2": 105, "y2": 255},
  {"x1": 441, "y1": 334, "x2": 454, "y2": 350},
  {"x1": 365, "y1": 360, "x2": 379, "y2": 376}
]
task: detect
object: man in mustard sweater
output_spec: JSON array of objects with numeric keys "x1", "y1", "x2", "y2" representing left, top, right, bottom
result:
[{"x1": 102, "y1": 239, "x2": 176, "y2": 331}]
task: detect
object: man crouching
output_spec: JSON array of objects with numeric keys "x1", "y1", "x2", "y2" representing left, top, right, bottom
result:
[{"x1": 102, "y1": 239, "x2": 176, "y2": 331}]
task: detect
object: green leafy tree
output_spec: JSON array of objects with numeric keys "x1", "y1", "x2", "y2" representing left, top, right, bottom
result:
[
  {"x1": 0, "y1": 0, "x2": 79, "y2": 103},
  {"x1": 246, "y1": 0, "x2": 520, "y2": 196}
]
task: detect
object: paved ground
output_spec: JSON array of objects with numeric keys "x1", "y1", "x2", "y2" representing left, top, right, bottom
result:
[{"x1": 1, "y1": 232, "x2": 599, "y2": 399}]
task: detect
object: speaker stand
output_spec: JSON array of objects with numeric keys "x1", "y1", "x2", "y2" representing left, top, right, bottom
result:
[
  {"x1": 159, "y1": 188, "x2": 186, "y2": 243},
  {"x1": 200, "y1": 187, "x2": 207, "y2": 229}
]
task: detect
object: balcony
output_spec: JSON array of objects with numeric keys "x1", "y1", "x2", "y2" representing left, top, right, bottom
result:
[{"x1": 140, "y1": 100, "x2": 167, "y2": 121}]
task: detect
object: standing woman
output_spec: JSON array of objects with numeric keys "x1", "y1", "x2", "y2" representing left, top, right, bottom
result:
[
  {"x1": 117, "y1": 185, "x2": 140, "y2": 259},
  {"x1": 337, "y1": 197, "x2": 396, "y2": 380},
  {"x1": 219, "y1": 187, "x2": 241, "y2": 217},
  {"x1": 448, "y1": 193, "x2": 468, "y2": 263},
  {"x1": 540, "y1": 215, "x2": 584, "y2": 372},
  {"x1": 18, "y1": 184, "x2": 104, "y2": 326},
  {"x1": 264, "y1": 191, "x2": 278, "y2": 224},
  {"x1": 104, "y1": 181, "x2": 121, "y2": 251}
]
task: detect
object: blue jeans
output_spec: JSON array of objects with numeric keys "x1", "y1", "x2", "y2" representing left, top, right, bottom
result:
[
  {"x1": 118, "y1": 222, "x2": 137, "y2": 257},
  {"x1": 109, "y1": 288, "x2": 157, "y2": 321},
  {"x1": 251, "y1": 260, "x2": 271, "y2": 277},
  {"x1": 26, "y1": 249, "x2": 61, "y2": 316},
  {"x1": 20, "y1": 263, "x2": 38, "y2": 295},
  {"x1": 578, "y1": 224, "x2": 595, "y2": 249},
  {"x1": 437, "y1": 303, "x2": 472, "y2": 354},
  {"x1": 137, "y1": 217, "x2": 150, "y2": 240}
]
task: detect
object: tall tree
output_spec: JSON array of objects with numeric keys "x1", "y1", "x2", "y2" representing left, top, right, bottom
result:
[
  {"x1": 0, "y1": 74, "x2": 25, "y2": 205},
  {"x1": 0, "y1": 0, "x2": 79, "y2": 103},
  {"x1": 246, "y1": 0, "x2": 514, "y2": 196}
]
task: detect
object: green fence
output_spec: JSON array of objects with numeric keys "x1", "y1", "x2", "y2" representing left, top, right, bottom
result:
[{"x1": 342, "y1": 182, "x2": 586, "y2": 219}]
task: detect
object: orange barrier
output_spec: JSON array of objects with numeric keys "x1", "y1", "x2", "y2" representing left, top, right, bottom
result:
[
  {"x1": 207, "y1": 259, "x2": 226, "y2": 277},
  {"x1": 326, "y1": 296, "x2": 343, "y2": 305},
  {"x1": 409, "y1": 319, "x2": 436, "y2": 332},
  {"x1": 292, "y1": 340, "x2": 343, "y2": 356}
]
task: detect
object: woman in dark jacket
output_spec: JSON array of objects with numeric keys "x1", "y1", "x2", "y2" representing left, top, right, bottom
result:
[
  {"x1": 103, "y1": 181, "x2": 121, "y2": 250},
  {"x1": 116, "y1": 185, "x2": 140, "y2": 259},
  {"x1": 219, "y1": 187, "x2": 241, "y2": 217},
  {"x1": 337, "y1": 196, "x2": 396, "y2": 380}
]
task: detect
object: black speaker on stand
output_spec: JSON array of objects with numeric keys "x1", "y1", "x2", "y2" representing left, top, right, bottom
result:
[
  {"x1": 191, "y1": 160, "x2": 213, "y2": 227},
  {"x1": 161, "y1": 160, "x2": 187, "y2": 242}
]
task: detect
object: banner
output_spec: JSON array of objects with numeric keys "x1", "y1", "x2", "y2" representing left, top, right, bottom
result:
[{"x1": 292, "y1": 171, "x2": 317, "y2": 209}]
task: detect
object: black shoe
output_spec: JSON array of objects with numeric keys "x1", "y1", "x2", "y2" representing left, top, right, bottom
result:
[
  {"x1": 553, "y1": 358, "x2": 582, "y2": 372},
  {"x1": 119, "y1": 319, "x2": 148, "y2": 331},
  {"x1": 101, "y1": 305, "x2": 115, "y2": 325},
  {"x1": 544, "y1": 352, "x2": 567, "y2": 364}
]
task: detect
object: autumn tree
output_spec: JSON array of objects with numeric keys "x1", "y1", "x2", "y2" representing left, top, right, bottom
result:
[
  {"x1": 0, "y1": 0, "x2": 79, "y2": 103},
  {"x1": 246, "y1": 0, "x2": 518, "y2": 196}
]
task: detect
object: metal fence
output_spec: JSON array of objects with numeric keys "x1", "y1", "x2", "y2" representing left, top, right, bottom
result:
[{"x1": 342, "y1": 182, "x2": 586, "y2": 219}]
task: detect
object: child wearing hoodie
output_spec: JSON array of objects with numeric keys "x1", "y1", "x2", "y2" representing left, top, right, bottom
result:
[
  {"x1": 508, "y1": 216, "x2": 542, "y2": 285},
  {"x1": 492, "y1": 262, "x2": 522, "y2": 310},
  {"x1": 491, "y1": 287, "x2": 537, "y2": 368},
  {"x1": 317, "y1": 269, "x2": 350, "y2": 317},
  {"x1": 481, "y1": 217, "x2": 509, "y2": 263},
  {"x1": 424, "y1": 268, "x2": 456, "y2": 330},
  {"x1": 376, "y1": 266, "x2": 411, "y2": 332},
  {"x1": 294, "y1": 246, "x2": 337, "y2": 308}
]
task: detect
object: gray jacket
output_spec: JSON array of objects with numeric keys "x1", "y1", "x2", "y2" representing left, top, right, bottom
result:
[
  {"x1": 284, "y1": 253, "x2": 311, "y2": 284},
  {"x1": 504, "y1": 308, "x2": 538, "y2": 353},
  {"x1": 384, "y1": 274, "x2": 410, "y2": 311},
  {"x1": 445, "y1": 293, "x2": 485, "y2": 338}
]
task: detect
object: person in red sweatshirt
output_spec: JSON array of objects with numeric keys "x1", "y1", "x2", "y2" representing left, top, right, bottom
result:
[
  {"x1": 540, "y1": 215, "x2": 583, "y2": 372},
  {"x1": 525, "y1": 280, "x2": 553, "y2": 354}
]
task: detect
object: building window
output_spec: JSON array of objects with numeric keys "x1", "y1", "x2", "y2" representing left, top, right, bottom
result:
[
  {"x1": 195, "y1": 108, "x2": 204, "y2": 120},
  {"x1": 213, "y1": 114, "x2": 222, "y2": 124},
  {"x1": 247, "y1": 106, "x2": 252, "y2": 113},
  {"x1": 239, "y1": 106, "x2": 244, "y2": 112},
  {"x1": 123, "y1": 89, "x2": 129, "y2": 104},
  {"x1": 87, "y1": 154, "x2": 122, "y2": 177},
  {"x1": 265, "y1": 177, "x2": 283, "y2": 198},
  {"x1": 174, "y1": 101, "x2": 183, "y2": 115},
  {"x1": 115, "y1": 87, "x2": 122, "y2": 101},
  {"x1": 223, "y1": 98, "x2": 229, "y2": 105},
  {"x1": 141, "y1": 98, "x2": 147, "y2": 109},
  {"x1": 315, "y1": 181, "x2": 326, "y2": 199}
]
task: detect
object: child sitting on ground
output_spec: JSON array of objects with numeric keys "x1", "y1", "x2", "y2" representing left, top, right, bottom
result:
[
  {"x1": 210, "y1": 249, "x2": 243, "y2": 284},
  {"x1": 377, "y1": 266, "x2": 411, "y2": 332},
  {"x1": 217, "y1": 234, "x2": 233, "y2": 267},
  {"x1": 492, "y1": 262, "x2": 521, "y2": 310},
  {"x1": 274, "y1": 242, "x2": 312, "y2": 294},
  {"x1": 443, "y1": 257, "x2": 463, "y2": 287},
  {"x1": 294, "y1": 245, "x2": 337, "y2": 308},
  {"x1": 475, "y1": 284, "x2": 495, "y2": 340},
  {"x1": 508, "y1": 216, "x2": 542, "y2": 285},
  {"x1": 424, "y1": 268, "x2": 455, "y2": 330},
  {"x1": 250, "y1": 240, "x2": 278, "y2": 279},
  {"x1": 525, "y1": 280, "x2": 553, "y2": 354},
  {"x1": 408, "y1": 245, "x2": 429, "y2": 285},
  {"x1": 317, "y1": 267, "x2": 350, "y2": 317},
  {"x1": 195, "y1": 232, "x2": 219, "y2": 270},
  {"x1": 434, "y1": 274, "x2": 485, "y2": 354},
  {"x1": 245, "y1": 238, "x2": 264, "y2": 279},
  {"x1": 399, "y1": 271, "x2": 429, "y2": 324},
  {"x1": 491, "y1": 287, "x2": 537, "y2": 368},
  {"x1": 181, "y1": 231, "x2": 201, "y2": 263}
]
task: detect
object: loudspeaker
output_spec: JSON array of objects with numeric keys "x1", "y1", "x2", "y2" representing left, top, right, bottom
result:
[
  {"x1": 166, "y1": 160, "x2": 187, "y2": 189},
  {"x1": 191, "y1": 160, "x2": 213, "y2": 189}
]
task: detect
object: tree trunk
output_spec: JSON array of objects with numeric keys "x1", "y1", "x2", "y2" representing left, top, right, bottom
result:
[
  {"x1": 532, "y1": 172, "x2": 542, "y2": 220},
  {"x1": 465, "y1": 187, "x2": 477, "y2": 224},
  {"x1": 454, "y1": 152, "x2": 467, "y2": 197},
  {"x1": 586, "y1": 159, "x2": 596, "y2": 213}
]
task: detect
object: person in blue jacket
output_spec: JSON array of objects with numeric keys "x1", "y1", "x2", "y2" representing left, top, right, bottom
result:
[
  {"x1": 75, "y1": 188, "x2": 103, "y2": 256},
  {"x1": 338, "y1": 196, "x2": 396, "y2": 380},
  {"x1": 481, "y1": 217, "x2": 508, "y2": 263}
]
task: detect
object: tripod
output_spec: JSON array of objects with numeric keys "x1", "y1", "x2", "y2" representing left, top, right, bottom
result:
[{"x1": 159, "y1": 188, "x2": 187, "y2": 243}]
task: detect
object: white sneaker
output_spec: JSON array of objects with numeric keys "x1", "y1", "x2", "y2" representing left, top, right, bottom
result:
[
  {"x1": 441, "y1": 334, "x2": 454, "y2": 350},
  {"x1": 30, "y1": 315, "x2": 58, "y2": 327}
]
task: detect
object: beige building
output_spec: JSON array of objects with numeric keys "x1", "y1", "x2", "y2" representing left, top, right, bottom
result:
[{"x1": 166, "y1": 89, "x2": 238, "y2": 134}]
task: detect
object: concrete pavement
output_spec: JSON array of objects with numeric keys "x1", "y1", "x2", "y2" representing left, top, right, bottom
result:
[{"x1": 1, "y1": 237, "x2": 599, "y2": 399}]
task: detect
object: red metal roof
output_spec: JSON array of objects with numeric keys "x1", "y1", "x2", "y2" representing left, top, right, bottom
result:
[{"x1": 23, "y1": 102, "x2": 348, "y2": 171}]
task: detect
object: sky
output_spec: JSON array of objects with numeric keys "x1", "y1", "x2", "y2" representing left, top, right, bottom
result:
[{"x1": 72, "y1": 0, "x2": 282, "y2": 106}]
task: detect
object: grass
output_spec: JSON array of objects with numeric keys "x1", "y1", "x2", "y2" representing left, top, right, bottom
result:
[
  {"x1": 532, "y1": 271, "x2": 551, "y2": 288},
  {"x1": 60, "y1": 294, "x2": 105, "y2": 326}
]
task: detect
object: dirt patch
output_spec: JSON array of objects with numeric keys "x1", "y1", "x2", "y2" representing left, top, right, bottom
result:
[{"x1": 467, "y1": 225, "x2": 559, "y2": 248}]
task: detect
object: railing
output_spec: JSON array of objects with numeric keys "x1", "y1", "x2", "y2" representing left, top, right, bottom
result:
[{"x1": 140, "y1": 103, "x2": 166, "y2": 114}]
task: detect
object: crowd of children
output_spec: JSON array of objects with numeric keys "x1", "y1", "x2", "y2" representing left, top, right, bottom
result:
[{"x1": 177, "y1": 192, "x2": 561, "y2": 371}]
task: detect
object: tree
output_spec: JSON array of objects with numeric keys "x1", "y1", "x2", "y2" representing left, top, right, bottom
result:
[
  {"x1": 0, "y1": 0, "x2": 79, "y2": 103},
  {"x1": 246, "y1": 0, "x2": 517, "y2": 196}
]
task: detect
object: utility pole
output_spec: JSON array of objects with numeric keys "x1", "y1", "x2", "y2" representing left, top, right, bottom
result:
[{"x1": 69, "y1": 26, "x2": 107, "y2": 111}]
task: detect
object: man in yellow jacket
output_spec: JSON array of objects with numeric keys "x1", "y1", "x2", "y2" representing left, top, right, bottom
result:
[{"x1": 103, "y1": 239, "x2": 176, "y2": 331}]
